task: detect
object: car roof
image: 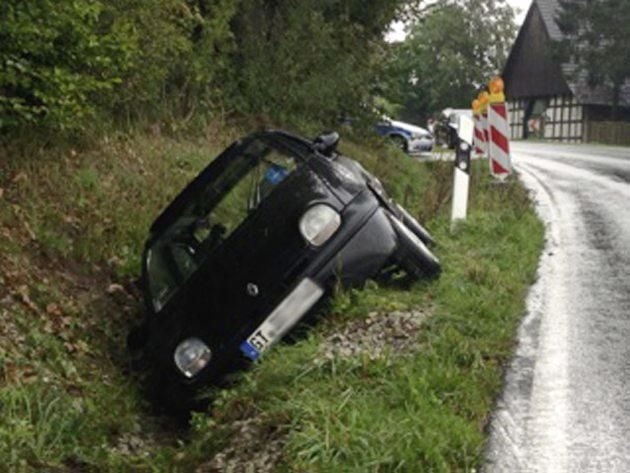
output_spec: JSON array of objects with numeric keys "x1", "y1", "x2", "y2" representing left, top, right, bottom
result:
[{"x1": 148, "y1": 130, "x2": 317, "y2": 237}]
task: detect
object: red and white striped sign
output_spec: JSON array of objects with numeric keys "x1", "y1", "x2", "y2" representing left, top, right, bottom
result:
[
  {"x1": 484, "y1": 110, "x2": 493, "y2": 176},
  {"x1": 473, "y1": 113, "x2": 486, "y2": 156},
  {"x1": 488, "y1": 102, "x2": 511, "y2": 178}
]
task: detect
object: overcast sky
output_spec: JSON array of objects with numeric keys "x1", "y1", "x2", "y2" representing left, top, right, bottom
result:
[
  {"x1": 510, "y1": 0, "x2": 533, "y2": 25},
  {"x1": 386, "y1": 0, "x2": 533, "y2": 42}
]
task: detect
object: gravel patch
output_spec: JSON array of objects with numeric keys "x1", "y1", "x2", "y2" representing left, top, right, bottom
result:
[
  {"x1": 317, "y1": 309, "x2": 431, "y2": 362},
  {"x1": 113, "y1": 432, "x2": 155, "y2": 457},
  {"x1": 197, "y1": 415, "x2": 286, "y2": 473}
]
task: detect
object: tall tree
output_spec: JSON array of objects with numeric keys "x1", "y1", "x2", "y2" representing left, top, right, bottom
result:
[
  {"x1": 230, "y1": 0, "x2": 410, "y2": 126},
  {"x1": 555, "y1": 0, "x2": 630, "y2": 119},
  {"x1": 382, "y1": 0, "x2": 515, "y2": 123},
  {"x1": 0, "y1": 0, "x2": 418, "y2": 134}
]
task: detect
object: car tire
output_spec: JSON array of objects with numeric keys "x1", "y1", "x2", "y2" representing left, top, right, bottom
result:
[
  {"x1": 394, "y1": 203, "x2": 435, "y2": 247},
  {"x1": 390, "y1": 134, "x2": 408, "y2": 153},
  {"x1": 390, "y1": 215, "x2": 441, "y2": 279}
]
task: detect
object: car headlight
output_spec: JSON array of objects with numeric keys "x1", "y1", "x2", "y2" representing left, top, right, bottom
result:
[
  {"x1": 174, "y1": 337, "x2": 212, "y2": 378},
  {"x1": 299, "y1": 204, "x2": 341, "y2": 246},
  {"x1": 146, "y1": 248, "x2": 176, "y2": 312}
]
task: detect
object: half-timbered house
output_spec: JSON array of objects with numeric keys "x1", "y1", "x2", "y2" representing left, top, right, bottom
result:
[{"x1": 503, "y1": 0, "x2": 630, "y2": 142}]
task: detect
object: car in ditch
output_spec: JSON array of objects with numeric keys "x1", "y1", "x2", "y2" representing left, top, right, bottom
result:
[{"x1": 129, "y1": 130, "x2": 440, "y2": 408}]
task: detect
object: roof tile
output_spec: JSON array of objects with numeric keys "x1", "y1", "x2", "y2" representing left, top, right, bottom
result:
[{"x1": 534, "y1": 0, "x2": 630, "y2": 106}]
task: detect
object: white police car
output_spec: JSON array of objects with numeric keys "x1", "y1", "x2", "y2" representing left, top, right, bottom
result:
[{"x1": 375, "y1": 118, "x2": 434, "y2": 153}]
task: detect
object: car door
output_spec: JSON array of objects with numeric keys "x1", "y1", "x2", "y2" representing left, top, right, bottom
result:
[{"x1": 174, "y1": 141, "x2": 341, "y2": 350}]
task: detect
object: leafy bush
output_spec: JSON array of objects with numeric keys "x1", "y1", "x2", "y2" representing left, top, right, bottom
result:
[
  {"x1": 231, "y1": 0, "x2": 401, "y2": 126},
  {"x1": 0, "y1": 0, "x2": 238, "y2": 133},
  {"x1": 1, "y1": 0, "x2": 407, "y2": 136},
  {"x1": 0, "y1": 0, "x2": 128, "y2": 130},
  {"x1": 99, "y1": 0, "x2": 238, "y2": 126}
]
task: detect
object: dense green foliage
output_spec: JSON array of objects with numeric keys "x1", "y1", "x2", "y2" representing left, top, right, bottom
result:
[
  {"x1": 233, "y1": 0, "x2": 406, "y2": 126},
  {"x1": 382, "y1": 0, "x2": 515, "y2": 123},
  {"x1": 0, "y1": 0, "x2": 238, "y2": 131},
  {"x1": 0, "y1": 0, "x2": 408, "y2": 134},
  {"x1": 0, "y1": 0, "x2": 521, "y2": 136},
  {"x1": 1, "y1": 0, "x2": 125, "y2": 129},
  {"x1": 556, "y1": 0, "x2": 630, "y2": 119}
]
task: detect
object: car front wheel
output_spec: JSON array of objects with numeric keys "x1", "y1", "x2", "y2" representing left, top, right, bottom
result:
[
  {"x1": 394, "y1": 203, "x2": 435, "y2": 247},
  {"x1": 389, "y1": 135, "x2": 408, "y2": 153},
  {"x1": 390, "y1": 215, "x2": 441, "y2": 279}
]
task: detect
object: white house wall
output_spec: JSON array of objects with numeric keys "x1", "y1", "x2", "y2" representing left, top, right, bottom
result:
[
  {"x1": 547, "y1": 95, "x2": 583, "y2": 142},
  {"x1": 507, "y1": 94, "x2": 584, "y2": 142},
  {"x1": 508, "y1": 100, "x2": 525, "y2": 139}
]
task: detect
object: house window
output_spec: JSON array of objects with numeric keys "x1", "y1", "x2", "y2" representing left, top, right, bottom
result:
[{"x1": 526, "y1": 98, "x2": 549, "y2": 139}]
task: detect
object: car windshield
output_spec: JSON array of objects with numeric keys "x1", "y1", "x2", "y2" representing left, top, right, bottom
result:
[{"x1": 146, "y1": 139, "x2": 299, "y2": 311}]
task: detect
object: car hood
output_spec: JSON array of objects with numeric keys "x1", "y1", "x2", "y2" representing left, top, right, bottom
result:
[{"x1": 390, "y1": 120, "x2": 431, "y2": 137}]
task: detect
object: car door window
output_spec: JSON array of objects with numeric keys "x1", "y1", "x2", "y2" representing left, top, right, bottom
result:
[{"x1": 145, "y1": 140, "x2": 299, "y2": 310}]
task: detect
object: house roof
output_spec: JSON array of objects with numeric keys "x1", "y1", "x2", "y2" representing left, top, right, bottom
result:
[
  {"x1": 536, "y1": 0, "x2": 563, "y2": 41},
  {"x1": 502, "y1": 1, "x2": 571, "y2": 99},
  {"x1": 506, "y1": 0, "x2": 630, "y2": 107}
]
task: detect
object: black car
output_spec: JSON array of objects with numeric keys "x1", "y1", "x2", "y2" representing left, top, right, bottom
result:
[{"x1": 130, "y1": 130, "x2": 440, "y2": 408}]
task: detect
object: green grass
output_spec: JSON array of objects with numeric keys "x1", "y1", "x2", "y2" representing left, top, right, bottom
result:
[
  {"x1": 182, "y1": 164, "x2": 542, "y2": 472},
  {"x1": 0, "y1": 129, "x2": 543, "y2": 471}
]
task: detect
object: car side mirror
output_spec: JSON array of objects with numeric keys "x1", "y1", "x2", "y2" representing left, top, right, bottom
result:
[{"x1": 314, "y1": 131, "x2": 340, "y2": 157}]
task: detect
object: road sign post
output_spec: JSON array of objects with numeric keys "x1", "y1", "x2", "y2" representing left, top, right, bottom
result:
[{"x1": 451, "y1": 114, "x2": 474, "y2": 222}]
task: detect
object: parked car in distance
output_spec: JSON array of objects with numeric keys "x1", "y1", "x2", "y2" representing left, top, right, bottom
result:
[
  {"x1": 375, "y1": 118, "x2": 434, "y2": 153},
  {"x1": 129, "y1": 130, "x2": 440, "y2": 410},
  {"x1": 435, "y1": 108, "x2": 473, "y2": 148}
]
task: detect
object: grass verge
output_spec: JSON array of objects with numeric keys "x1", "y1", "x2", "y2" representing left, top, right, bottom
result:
[{"x1": 0, "y1": 129, "x2": 543, "y2": 471}]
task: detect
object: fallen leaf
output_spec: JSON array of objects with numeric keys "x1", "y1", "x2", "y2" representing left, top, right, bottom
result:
[
  {"x1": 42, "y1": 321, "x2": 55, "y2": 334},
  {"x1": 17, "y1": 285, "x2": 38, "y2": 312},
  {"x1": 11, "y1": 172, "x2": 27, "y2": 184},
  {"x1": 107, "y1": 256, "x2": 124, "y2": 268},
  {"x1": 0, "y1": 188, "x2": 4, "y2": 198},
  {"x1": 59, "y1": 330, "x2": 72, "y2": 342},
  {"x1": 46, "y1": 302, "x2": 63, "y2": 316},
  {"x1": 23, "y1": 220, "x2": 36, "y2": 240},
  {"x1": 107, "y1": 283, "x2": 125, "y2": 295},
  {"x1": 22, "y1": 369, "x2": 38, "y2": 384}
]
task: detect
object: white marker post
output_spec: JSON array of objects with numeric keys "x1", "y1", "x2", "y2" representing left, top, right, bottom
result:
[{"x1": 451, "y1": 114, "x2": 474, "y2": 222}]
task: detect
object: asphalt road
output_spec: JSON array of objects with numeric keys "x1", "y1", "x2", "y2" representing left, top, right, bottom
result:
[{"x1": 484, "y1": 142, "x2": 630, "y2": 472}]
